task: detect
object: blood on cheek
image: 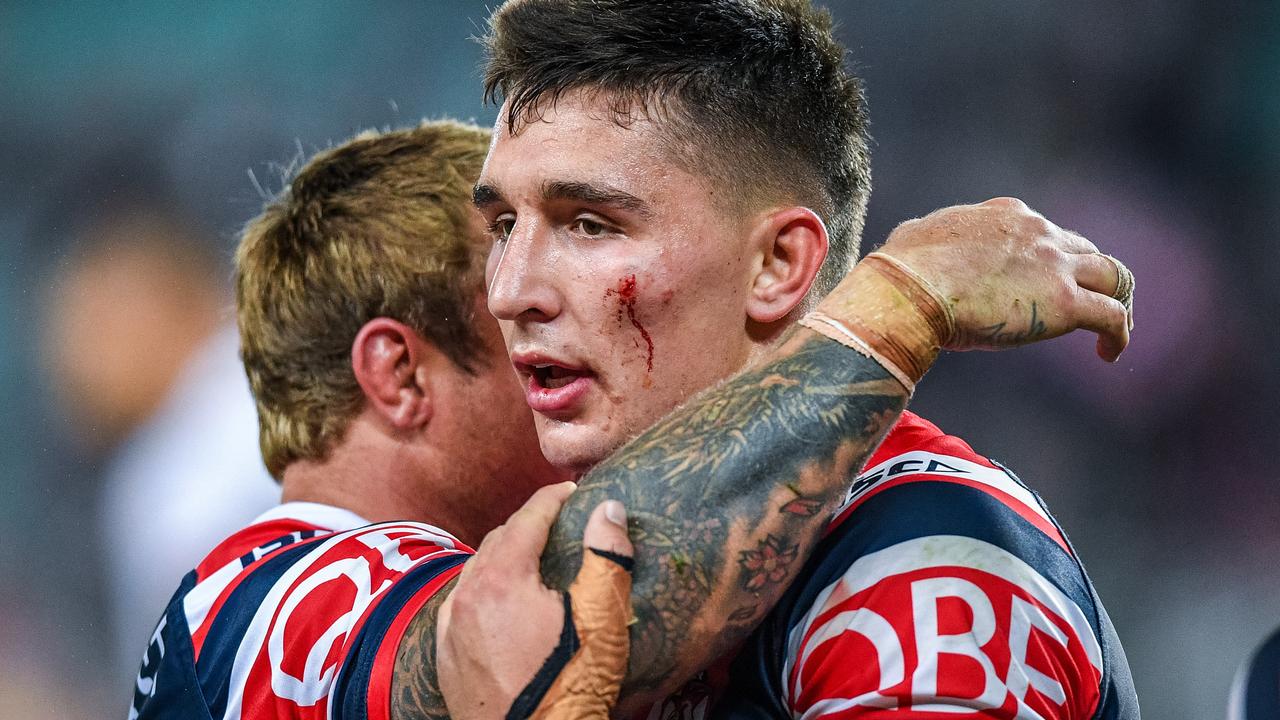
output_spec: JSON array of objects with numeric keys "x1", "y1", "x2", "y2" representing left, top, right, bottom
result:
[{"x1": 604, "y1": 274, "x2": 656, "y2": 378}]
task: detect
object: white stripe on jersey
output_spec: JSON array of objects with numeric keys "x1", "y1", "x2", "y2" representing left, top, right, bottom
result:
[
  {"x1": 842, "y1": 451, "x2": 1053, "y2": 527},
  {"x1": 184, "y1": 558, "x2": 245, "y2": 637},
  {"x1": 781, "y1": 535, "x2": 1103, "y2": 714}
]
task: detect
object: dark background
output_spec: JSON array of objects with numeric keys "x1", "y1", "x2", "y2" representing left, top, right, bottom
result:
[{"x1": 1, "y1": 2, "x2": 1277, "y2": 717}]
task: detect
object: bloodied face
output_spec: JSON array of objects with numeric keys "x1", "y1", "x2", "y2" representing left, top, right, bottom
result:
[{"x1": 478, "y1": 90, "x2": 764, "y2": 473}]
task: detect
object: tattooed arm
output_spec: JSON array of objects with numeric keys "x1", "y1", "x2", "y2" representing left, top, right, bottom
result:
[
  {"x1": 392, "y1": 327, "x2": 899, "y2": 720},
  {"x1": 394, "y1": 581, "x2": 456, "y2": 720},
  {"x1": 541, "y1": 327, "x2": 903, "y2": 711}
]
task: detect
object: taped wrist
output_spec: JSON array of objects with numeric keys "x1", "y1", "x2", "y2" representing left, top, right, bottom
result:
[
  {"x1": 507, "y1": 548, "x2": 634, "y2": 720},
  {"x1": 801, "y1": 252, "x2": 955, "y2": 394}
]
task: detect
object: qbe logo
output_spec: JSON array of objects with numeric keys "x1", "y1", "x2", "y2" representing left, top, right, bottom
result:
[{"x1": 785, "y1": 538, "x2": 1102, "y2": 719}]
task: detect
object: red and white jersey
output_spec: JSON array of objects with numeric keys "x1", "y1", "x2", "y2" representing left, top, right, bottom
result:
[
  {"x1": 655, "y1": 412, "x2": 1138, "y2": 720},
  {"x1": 129, "y1": 502, "x2": 472, "y2": 720}
]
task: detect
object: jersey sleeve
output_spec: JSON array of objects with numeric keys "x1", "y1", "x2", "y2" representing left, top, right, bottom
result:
[
  {"x1": 131, "y1": 521, "x2": 471, "y2": 720},
  {"x1": 716, "y1": 451, "x2": 1137, "y2": 720}
]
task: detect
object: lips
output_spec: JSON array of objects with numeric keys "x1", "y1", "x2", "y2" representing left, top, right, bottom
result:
[{"x1": 512, "y1": 353, "x2": 595, "y2": 417}]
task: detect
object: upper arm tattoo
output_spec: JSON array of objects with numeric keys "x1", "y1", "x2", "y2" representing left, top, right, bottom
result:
[
  {"x1": 391, "y1": 575, "x2": 458, "y2": 720},
  {"x1": 539, "y1": 330, "x2": 907, "y2": 703}
]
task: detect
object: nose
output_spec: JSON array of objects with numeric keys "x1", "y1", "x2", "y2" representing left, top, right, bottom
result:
[{"x1": 487, "y1": 218, "x2": 562, "y2": 323}]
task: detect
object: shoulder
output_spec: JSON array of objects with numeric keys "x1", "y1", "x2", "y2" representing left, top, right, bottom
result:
[
  {"x1": 832, "y1": 411, "x2": 1071, "y2": 552},
  {"x1": 131, "y1": 511, "x2": 472, "y2": 720},
  {"x1": 719, "y1": 414, "x2": 1139, "y2": 719}
]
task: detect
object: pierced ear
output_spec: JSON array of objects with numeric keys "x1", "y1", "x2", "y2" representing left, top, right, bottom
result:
[
  {"x1": 745, "y1": 207, "x2": 829, "y2": 323},
  {"x1": 351, "y1": 318, "x2": 433, "y2": 431}
]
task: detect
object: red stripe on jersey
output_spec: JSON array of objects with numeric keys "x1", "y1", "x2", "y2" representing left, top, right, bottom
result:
[
  {"x1": 862, "y1": 412, "x2": 1002, "y2": 474},
  {"x1": 195, "y1": 518, "x2": 327, "y2": 581},
  {"x1": 365, "y1": 562, "x2": 466, "y2": 720}
]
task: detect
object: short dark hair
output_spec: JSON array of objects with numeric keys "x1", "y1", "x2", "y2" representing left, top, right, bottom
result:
[{"x1": 483, "y1": 0, "x2": 871, "y2": 298}]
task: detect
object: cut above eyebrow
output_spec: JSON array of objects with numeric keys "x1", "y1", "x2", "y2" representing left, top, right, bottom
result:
[
  {"x1": 542, "y1": 180, "x2": 653, "y2": 218},
  {"x1": 472, "y1": 183, "x2": 503, "y2": 208}
]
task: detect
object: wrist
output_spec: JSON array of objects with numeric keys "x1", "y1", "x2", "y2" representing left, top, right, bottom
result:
[{"x1": 801, "y1": 252, "x2": 954, "y2": 393}]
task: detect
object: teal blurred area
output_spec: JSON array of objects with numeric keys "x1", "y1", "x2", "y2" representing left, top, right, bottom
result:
[{"x1": 0, "y1": 2, "x2": 1277, "y2": 718}]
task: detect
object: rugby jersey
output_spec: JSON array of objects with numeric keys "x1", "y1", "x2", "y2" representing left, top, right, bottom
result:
[
  {"x1": 129, "y1": 502, "x2": 472, "y2": 720},
  {"x1": 651, "y1": 411, "x2": 1139, "y2": 720}
]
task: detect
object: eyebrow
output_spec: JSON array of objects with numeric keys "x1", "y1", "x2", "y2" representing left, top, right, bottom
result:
[
  {"x1": 472, "y1": 183, "x2": 504, "y2": 209},
  {"x1": 542, "y1": 180, "x2": 653, "y2": 218}
]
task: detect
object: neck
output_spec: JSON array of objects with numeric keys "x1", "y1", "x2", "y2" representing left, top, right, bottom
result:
[{"x1": 279, "y1": 417, "x2": 497, "y2": 546}]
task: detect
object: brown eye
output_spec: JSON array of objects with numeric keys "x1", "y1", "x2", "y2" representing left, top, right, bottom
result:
[
  {"x1": 573, "y1": 218, "x2": 607, "y2": 237},
  {"x1": 489, "y1": 217, "x2": 515, "y2": 241}
]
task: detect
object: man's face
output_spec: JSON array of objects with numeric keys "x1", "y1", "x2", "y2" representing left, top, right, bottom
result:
[{"x1": 477, "y1": 90, "x2": 762, "y2": 473}]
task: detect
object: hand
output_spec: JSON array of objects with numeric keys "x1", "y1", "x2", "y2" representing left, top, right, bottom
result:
[
  {"x1": 438, "y1": 481, "x2": 634, "y2": 720},
  {"x1": 879, "y1": 197, "x2": 1132, "y2": 361}
]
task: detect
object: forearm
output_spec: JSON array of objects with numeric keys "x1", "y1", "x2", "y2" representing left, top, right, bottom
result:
[
  {"x1": 393, "y1": 579, "x2": 457, "y2": 720},
  {"x1": 539, "y1": 328, "x2": 906, "y2": 708}
]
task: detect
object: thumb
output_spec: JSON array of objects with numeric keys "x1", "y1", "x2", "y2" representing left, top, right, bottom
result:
[
  {"x1": 582, "y1": 500, "x2": 632, "y2": 562},
  {"x1": 522, "y1": 502, "x2": 633, "y2": 720}
]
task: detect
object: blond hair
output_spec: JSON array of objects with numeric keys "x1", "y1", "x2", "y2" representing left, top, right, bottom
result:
[{"x1": 236, "y1": 121, "x2": 491, "y2": 478}]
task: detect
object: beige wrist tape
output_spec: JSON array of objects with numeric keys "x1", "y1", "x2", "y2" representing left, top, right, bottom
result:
[
  {"x1": 521, "y1": 547, "x2": 633, "y2": 720},
  {"x1": 801, "y1": 252, "x2": 955, "y2": 395}
]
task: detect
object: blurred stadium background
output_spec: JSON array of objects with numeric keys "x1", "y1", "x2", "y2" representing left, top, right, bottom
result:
[{"x1": 1, "y1": 1, "x2": 1277, "y2": 717}]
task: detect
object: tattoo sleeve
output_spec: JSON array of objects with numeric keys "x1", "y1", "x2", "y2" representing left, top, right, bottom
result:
[
  {"x1": 392, "y1": 576, "x2": 458, "y2": 720},
  {"x1": 541, "y1": 328, "x2": 906, "y2": 711},
  {"x1": 390, "y1": 329, "x2": 905, "y2": 719}
]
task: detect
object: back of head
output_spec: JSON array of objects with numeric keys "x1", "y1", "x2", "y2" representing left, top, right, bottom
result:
[
  {"x1": 483, "y1": 0, "x2": 871, "y2": 298},
  {"x1": 236, "y1": 121, "x2": 491, "y2": 478}
]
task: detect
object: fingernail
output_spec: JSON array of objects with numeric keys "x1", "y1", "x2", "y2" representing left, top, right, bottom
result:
[{"x1": 604, "y1": 500, "x2": 627, "y2": 527}]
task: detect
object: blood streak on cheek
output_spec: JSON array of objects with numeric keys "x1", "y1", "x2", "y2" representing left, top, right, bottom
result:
[{"x1": 604, "y1": 273, "x2": 655, "y2": 378}]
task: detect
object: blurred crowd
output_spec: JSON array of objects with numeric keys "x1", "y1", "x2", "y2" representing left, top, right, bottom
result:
[{"x1": 0, "y1": 2, "x2": 1276, "y2": 718}]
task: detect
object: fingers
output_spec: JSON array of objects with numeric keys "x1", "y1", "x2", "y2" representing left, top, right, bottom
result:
[
  {"x1": 1071, "y1": 288, "x2": 1130, "y2": 362},
  {"x1": 1072, "y1": 252, "x2": 1119, "y2": 296},
  {"x1": 528, "y1": 503, "x2": 633, "y2": 720},
  {"x1": 1072, "y1": 252, "x2": 1134, "y2": 330},
  {"x1": 581, "y1": 501, "x2": 633, "y2": 563}
]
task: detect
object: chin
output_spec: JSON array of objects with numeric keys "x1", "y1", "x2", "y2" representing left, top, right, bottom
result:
[{"x1": 535, "y1": 419, "x2": 622, "y2": 476}]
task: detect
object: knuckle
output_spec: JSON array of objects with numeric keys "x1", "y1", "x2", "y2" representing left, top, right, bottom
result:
[
  {"x1": 1023, "y1": 213, "x2": 1053, "y2": 235},
  {"x1": 1033, "y1": 241, "x2": 1063, "y2": 265},
  {"x1": 983, "y1": 196, "x2": 1027, "y2": 210},
  {"x1": 1067, "y1": 229, "x2": 1095, "y2": 250}
]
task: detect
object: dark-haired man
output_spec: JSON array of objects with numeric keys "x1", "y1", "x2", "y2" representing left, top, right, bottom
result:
[
  {"x1": 440, "y1": 0, "x2": 1140, "y2": 718},
  {"x1": 127, "y1": 124, "x2": 1125, "y2": 720}
]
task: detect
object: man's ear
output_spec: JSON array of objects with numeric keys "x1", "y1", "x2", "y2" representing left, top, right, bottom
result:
[
  {"x1": 745, "y1": 207, "x2": 829, "y2": 323},
  {"x1": 351, "y1": 318, "x2": 433, "y2": 431}
]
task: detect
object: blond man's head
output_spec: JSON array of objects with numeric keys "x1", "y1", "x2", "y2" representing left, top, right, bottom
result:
[{"x1": 236, "y1": 121, "x2": 491, "y2": 478}]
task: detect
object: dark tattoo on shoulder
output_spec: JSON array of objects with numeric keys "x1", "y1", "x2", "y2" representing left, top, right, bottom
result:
[
  {"x1": 538, "y1": 331, "x2": 906, "y2": 701},
  {"x1": 391, "y1": 576, "x2": 458, "y2": 720}
]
